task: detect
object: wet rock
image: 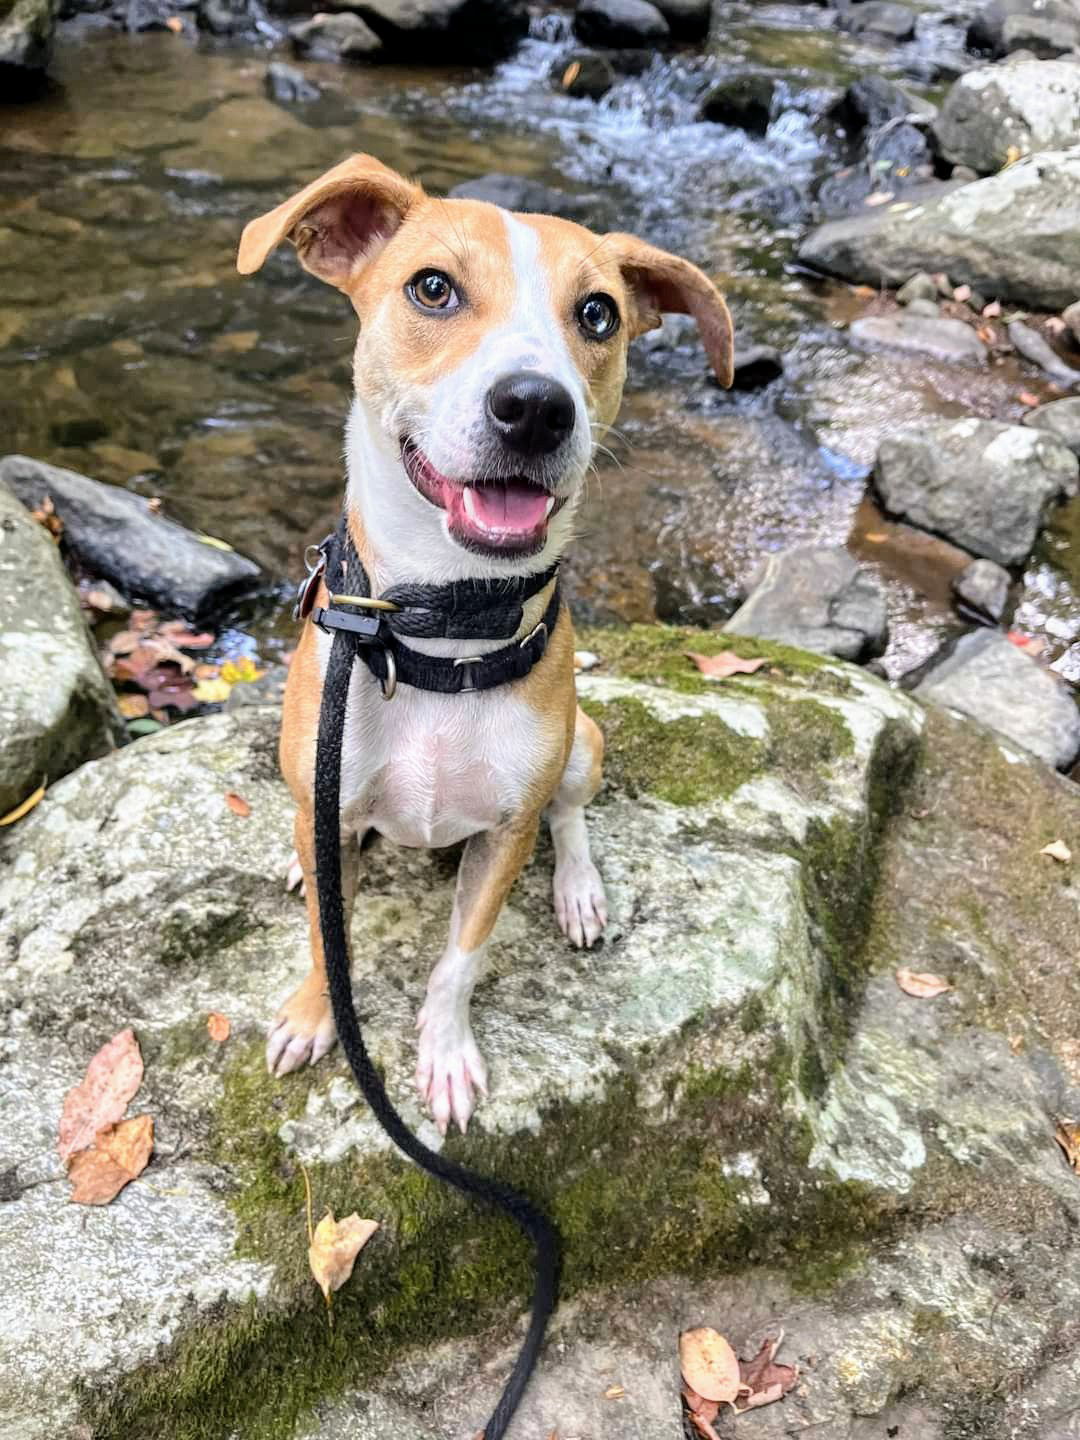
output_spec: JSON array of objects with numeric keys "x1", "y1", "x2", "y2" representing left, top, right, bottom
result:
[
  {"x1": 0, "y1": 645, "x2": 925, "y2": 1437},
  {"x1": 1052, "y1": 640, "x2": 1080, "y2": 683},
  {"x1": 549, "y1": 49, "x2": 615, "y2": 99},
  {"x1": 574, "y1": 0, "x2": 669, "y2": 48},
  {"x1": 1002, "y1": 9, "x2": 1080, "y2": 56},
  {"x1": 849, "y1": 312, "x2": 987, "y2": 365},
  {"x1": 915, "y1": 628, "x2": 1080, "y2": 768},
  {"x1": 816, "y1": 123, "x2": 934, "y2": 215},
  {"x1": 1064, "y1": 298, "x2": 1080, "y2": 343},
  {"x1": 968, "y1": 0, "x2": 1080, "y2": 55},
  {"x1": 288, "y1": 11, "x2": 382, "y2": 59},
  {"x1": 798, "y1": 150, "x2": 1080, "y2": 310},
  {"x1": 724, "y1": 545, "x2": 889, "y2": 660},
  {"x1": 833, "y1": 73, "x2": 935, "y2": 134},
  {"x1": 652, "y1": 0, "x2": 708, "y2": 40},
  {"x1": 897, "y1": 271, "x2": 939, "y2": 305},
  {"x1": 1023, "y1": 396, "x2": 1080, "y2": 452},
  {"x1": 729, "y1": 343, "x2": 784, "y2": 389},
  {"x1": 196, "y1": 0, "x2": 264, "y2": 35},
  {"x1": 448, "y1": 172, "x2": 601, "y2": 225},
  {"x1": 345, "y1": 0, "x2": 527, "y2": 62},
  {"x1": 265, "y1": 60, "x2": 322, "y2": 104},
  {"x1": 874, "y1": 418, "x2": 1078, "y2": 566},
  {"x1": 952, "y1": 556, "x2": 1011, "y2": 621},
  {"x1": 904, "y1": 296, "x2": 940, "y2": 317},
  {"x1": 0, "y1": 0, "x2": 59, "y2": 82},
  {"x1": 933, "y1": 59, "x2": 1080, "y2": 175},
  {"x1": 0, "y1": 481, "x2": 117, "y2": 817},
  {"x1": 0, "y1": 455, "x2": 262, "y2": 623},
  {"x1": 699, "y1": 72, "x2": 776, "y2": 134},
  {"x1": 1008, "y1": 318, "x2": 1080, "y2": 387},
  {"x1": 842, "y1": 1, "x2": 917, "y2": 41}
]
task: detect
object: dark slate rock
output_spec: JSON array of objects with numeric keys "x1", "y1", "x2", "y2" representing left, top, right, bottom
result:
[
  {"x1": 730, "y1": 344, "x2": 784, "y2": 390},
  {"x1": 549, "y1": 50, "x2": 616, "y2": 99},
  {"x1": 0, "y1": 455, "x2": 262, "y2": 623},
  {"x1": 289, "y1": 12, "x2": 382, "y2": 59},
  {"x1": 448, "y1": 172, "x2": 601, "y2": 225},
  {"x1": 574, "y1": 0, "x2": 668, "y2": 48},
  {"x1": 346, "y1": 0, "x2": 527, "y2": 62},
  {"x1": 265, "y1": 60, "x2": 322, "y2": 104},
  {"x1": 699, "y1": 72, "x2": 777, "y2": 135}
]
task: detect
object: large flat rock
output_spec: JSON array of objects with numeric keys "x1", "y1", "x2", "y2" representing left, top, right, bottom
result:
[{"x1": 0, "y1": 633, "x2": 923, "y2": 1438}]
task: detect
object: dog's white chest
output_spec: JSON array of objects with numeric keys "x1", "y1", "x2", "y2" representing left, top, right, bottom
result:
[{"x1": 336, "y1": 666, "x2": 541, "y2": 848}]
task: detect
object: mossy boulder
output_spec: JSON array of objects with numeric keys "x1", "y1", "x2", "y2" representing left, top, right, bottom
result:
[{"x1": 2, "y1": 628, "x2": 1078, "y2": 1439}]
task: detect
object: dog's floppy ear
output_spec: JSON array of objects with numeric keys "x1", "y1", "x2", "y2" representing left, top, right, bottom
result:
[
  {"x1": 607, "y1": 234, "x2": 735, "y2": 388},
  {"x1": 237, "y1": 153, "x2": 422, "y2": 289}
]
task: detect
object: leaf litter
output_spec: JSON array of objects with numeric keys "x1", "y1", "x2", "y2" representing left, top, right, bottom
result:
[
  {"x1": 895, "y1": 968, "x2": 952, "y2": 998},
  {"x1": 68, "y1": 1115, "x2": 154, "y2": 1205},
  {"x1": 685, "y1": 652, "x2": 769, "y2": 681},
  {"x1": 57, "y1": 1028, "x2": 154, "y2": 1205},
  {"x1": 680, "y1": 1326, "x2": 798, "y2": 1434}
]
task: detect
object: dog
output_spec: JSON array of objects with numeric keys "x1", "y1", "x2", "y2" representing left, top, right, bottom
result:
[{"x1": 238, "y1": 154, "x2": 733, "y2": 1136}]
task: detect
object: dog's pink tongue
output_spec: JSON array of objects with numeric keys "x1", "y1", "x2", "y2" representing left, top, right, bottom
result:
[{"x1": 469, "y1": 481, "x2": 550, "y2": 531}]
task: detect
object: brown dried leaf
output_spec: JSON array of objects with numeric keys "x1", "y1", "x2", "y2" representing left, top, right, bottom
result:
[
  {"x1": 225, "y1": 791, "x2": 251, "y2": 817},
  {"x1": 982, "y1": 300, "x2": 1002, "y2": 318},
  {"x1": 976, "y1": 324, "x2": 996, "y2": 344},
  {"x1": 207, "y1": 1012, "x2": 231, "y2": 1043},
  {"x1": 864, "y1": 531, "x2": 889, "y2": 543},
  {"x1": 58, "y1": 1028, "x2": 144, "y2": 1161},
  {"x1": 1018, "y1": 390, "x2": 1041, "y2": 408},
  {"x1": 685, "y1": 651, "x2": 769, "y2": 681},
  {"x1": 896, "y1": 967, "x2": 952, "y2": 998},
  {"x1": 1055, "y1": 1121, "x2": 1080, "y2": 1171},
  {"x1": 679, "y1": 1327, "x2": 745, "y2": 1405},
  {"x1": 308, "y1": 1211, "x2": 379, "y2": 1299},
  {"x1": 117, "y1": 693, "x2": 150, "y2": 720},
  {"x1": 1040, "y1": 839, "x2": 1072, "y2": 863},
  {"x1": 156, "y1": 622, "x2": 215, "y2": 650},
  {"x1": 165, "y1": 14, "x2": 183, "y2": 30},
  {"x1": 68, "y1": 1114, "x2": 154, "y2": 1205},
  {"x1": 682, "y1": 1385, "x2": 720, "y2": 1422},
  {"x1": 953, "y1": 284, "x2": 972, "y2": 303},
  {"x1": 735, "y1": 1331, "x2": 798, "y2": 1412},
  {"x1": 31, "y1": 494, "x2": 64, "y2": 540},
  {"x1": 561, "y1": 60, "x2": 581, "y2": 87},
  {"x1": 687, "y1": 1408, "x2": 724, "y2": 1440}
]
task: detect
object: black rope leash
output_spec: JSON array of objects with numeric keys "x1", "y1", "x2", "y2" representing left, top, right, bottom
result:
[{"x1": 311, "y1": 578, "x2": 560, "y2": 1438}]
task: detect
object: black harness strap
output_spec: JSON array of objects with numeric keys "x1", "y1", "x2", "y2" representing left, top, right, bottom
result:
[{"x1": 309, "y1": 526, "x2": 561, "y2": 1438}]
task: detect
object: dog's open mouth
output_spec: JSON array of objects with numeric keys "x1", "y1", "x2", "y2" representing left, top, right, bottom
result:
[{"x1": 401, "y1": 439, "x2": 563, "y2": 556}]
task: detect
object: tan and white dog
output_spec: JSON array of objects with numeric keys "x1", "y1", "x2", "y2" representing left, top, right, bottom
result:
[{"x1": 238, "y1": 154, "x2": 733, "y2": 1136}]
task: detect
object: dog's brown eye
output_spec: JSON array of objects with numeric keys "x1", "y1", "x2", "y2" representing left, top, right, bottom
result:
[
  {"x1": 577, "y1": 293, "x2": 619, "y2": 340},
  {"x1": 407, "y1": 269, "x2": 459, "y2": 312}
]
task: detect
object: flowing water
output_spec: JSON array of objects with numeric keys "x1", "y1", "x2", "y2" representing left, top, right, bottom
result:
[{"x1": 2, "y1": 8, "x2": 1078, "y2": 678}]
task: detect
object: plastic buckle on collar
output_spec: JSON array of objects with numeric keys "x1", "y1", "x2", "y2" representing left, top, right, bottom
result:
[{"x1": 311, "y1": 606, "x2": 384, "y2": 641}]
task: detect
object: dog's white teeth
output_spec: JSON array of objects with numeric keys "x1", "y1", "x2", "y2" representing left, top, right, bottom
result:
[
  {"x1": 462, "y1": 486, "x2": 480, "y2": 523},
  {"x1": 543, "y1": 497, "x2": 556, "y2": 517}
]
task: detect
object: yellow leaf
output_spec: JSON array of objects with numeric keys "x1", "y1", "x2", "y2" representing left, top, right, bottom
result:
[
  {"x1": 1003, "y1": 144, "x2": 1023, "y2": 167},
  {"x1": 1040, "y1": 840, "x2": 1072, "y2": 863},
  {"x1": 0, "y1": 779, "x2": 46, "y2": 827},
  {"x1": 308, "y1": 1211, "x2": 379, "y2": 1299},
  {"x1": 604, "y1": 1384, "x2": 626, "y2": 1399},
  {"x1": 192, "y1": 678, "x2": 233, "y2": 704},
  {"x1": 68, "y1": 1114, "x2": 154, "y2": 1205},
  {"x1": 220, "y1": 656, "x2": 264, "y2": 685},
  {"x1": 561, "y1": 61, "x2": 581, "y2": 88},
  {"x1": 196, "y1": 532, "x2": 235, "y2": 552}
]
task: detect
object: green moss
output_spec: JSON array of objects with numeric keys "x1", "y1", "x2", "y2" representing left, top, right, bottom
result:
[{"x1": 82, "y1": 1036, "x2": 900, "y2": 1440}]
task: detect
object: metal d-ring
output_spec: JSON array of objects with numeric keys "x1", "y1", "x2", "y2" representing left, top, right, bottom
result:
[
  {"x1": 520, "y1": 621, "x2": 548, "y2": 650},
  {"x1": 381, "y1": 649, "x2": 397, "y2": 701}
]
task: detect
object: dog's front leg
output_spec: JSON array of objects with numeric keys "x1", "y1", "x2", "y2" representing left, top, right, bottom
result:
[
  {"x1": 267, "y1": 806, "x2": 359, "y2": 1076},
  {"x1": 416, "y1": 814, "x2": 540, "y2": 1135}
]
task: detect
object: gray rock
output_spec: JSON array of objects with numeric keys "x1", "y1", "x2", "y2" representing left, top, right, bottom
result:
[
  {"x1": 874, "y1": 417, "x2": 1078, "y2": 565},
  {"x1": 904, "y1": 296, "x2": 941, "y2": 317},
  {"x1": 952, "y1": 556, "x2": 1011, "y2": 621},
  {"x1": 0, "y1": 481, "x2": 117, "y2": 818},
  {"x1": 652, "y1": 0, "x2": 708, "y2": 40},
  {"x1": 724, "y1": 545, "x2": 889, "y2": 660},
  {"x1": 549, "y1": 49, "x2": 616, "y2": 99},
  {"x1": 897, "y1": 271, "x2": 940, "y2": 304},
  {"x1": 0, "y1": 0, "x2": 57, "y2": 78},
  {"x1": 933, "y1": 60, "x2": 1080, "y2": 174},
  {"x1": 1002, "y1": 9, "x2": 1080, "y2": 56},
  {"x1": 289, "y1": 12, "x2": 383, "y2": 59},
  {"x1": 835, "y1": 73, "x2": 935, "y2": 135},
  {"x1": 729, "y1": 342, "x2": 784, "y2": 389},
  {"x1": 1008, "y1": 317, "x2": 1080, "y2": 387},
  {"x1": 265, "y1": 61, "x2": 323, "y2": 104},
  {"x1": 447, "y1": 172, "x2": 601, "y2": 225},
  {"x1": 798, "y1": 148, "x2": 1080, "y2": 311},
  {"x1": 0, "y1": 455, "x2": 261, "y2": 623},
  {"x1": 699, "y1": 72, "x2": 776, "y2": 134},
  {"x1": 915, "y1": 628, "x2": 1080, "y2": 768},
  {"x1": 843, "y1": 1, "x2": 917, "y2": 40},
  {"x1": 967, "y1": 0, "x2": 1080, "y2": 54},
  {"x1": 1051, "y1": 640, "x2": 1080, "y2": 683},
  {"x1": 345, "y1": 0, "x2": 527, "y2": 62},
  {"x1": 849, "y1": 312, "x2": 987, "y2": 365},
  {"x1": 816, "y1": 123, "x2": 936, "y2": 216},
  {"x1": 196, "y1": 0, "x2": 259, "y2": 36},
  {"x1": 1063, "y1": 297, "x2": 1080, "y2": 343},
  {"x1": 0, "y1": 659, "x2": 925, "y2": 1437},
  {"x1": 1023, "y1": 395, "x2": 1080, "y2": 452},
  {"x1": 574, "y1": 0, "x2": 669, "y2": 47}
]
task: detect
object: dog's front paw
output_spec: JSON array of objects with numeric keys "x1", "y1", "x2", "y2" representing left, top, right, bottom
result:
[
  {"x1": 415, "y1": 1005, "x2": 488, "y2": 1136},
  {"x1": 266, "y1": 974, "x2": 336, "y2": 1076},
  {"x1": 554, "y1": 858, "x2": 607, "y2": 949}
]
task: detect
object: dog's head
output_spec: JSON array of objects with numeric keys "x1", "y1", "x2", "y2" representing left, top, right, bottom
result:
[{"x1": 239, "y1": 154, "x2": 733, "y2": 572}]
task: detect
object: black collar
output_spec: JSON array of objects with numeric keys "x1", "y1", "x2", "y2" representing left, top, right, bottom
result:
[{"x1": 294, "y1": 518, "x2": 561, "y2": 697}]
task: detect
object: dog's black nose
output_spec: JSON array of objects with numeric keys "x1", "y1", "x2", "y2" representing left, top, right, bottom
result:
[{"x1": 486, "y1": 372, "x2": 575, "y2": 456}]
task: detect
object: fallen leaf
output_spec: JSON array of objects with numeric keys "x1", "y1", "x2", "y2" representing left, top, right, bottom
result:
[
  {"x1": 604, "y1": 1384, "x2": 626, "y2": 1399},
  {"x1": 680, "y1": 1327, "x2": 745, "y2": 1405},
  {"x1": 1040, "y1": 840, "x2": 1072, "y2": 863},
  {"x1": 1055, "y1": 1121, "x2": 1080, "y2": 1172},
  {"x1": 736, "y1": 1331, "x2": 798, "y2": 1413},
  {"x1": 147, "y1": 496, "x2": 163, "y2": 513},
  {"x1": 864, "y1": 190, "x2": 895, "y2": 206},
  {"x1": 196, "y1": 532, "x2": 235, "y2": 552},
  {"x1": 147, "y1": 683, "x2": 199, "y2": 712},
  {"x1": 561, "y1": 60, "x2": 581, "y2": 87},
  {"x1": 117, "y1": 693, "x2": 150, "y2": 719},
  {"x1": 156, "y1": 622, "x2": 215, "y2": 650},
  {"x1": 68, "y1": 1114, "x2": 154, "y2": 1205},
  {"x1": 896, "y1": 967, "x2": 952, "y2": 999},
  {"x1": 308, "y1": 1211, "x2": 379, "y2": 1299},
  {"x1": 864, "y1": 531, "x2": 889, "y2": 543},
  {"x1": 1007, "y1": 630, "x2": 1049, "y2": 658},
  {"x1": 224, "y1": 791, "x2": 251, "y2": 817},
  {"x1": 682, "y1": 1385, "x2": 720, "y2": 1422},
  {"x1": 1046, "y1": 316, "x2": 1067, "y2": 336},
  {"x1": 220, "y1": 655, "x2": 264, "y2": 684},
  {"x1": 1003, "y1": 144, "x2": 1023, "y2": 167},
  {"x1": 952, "y1": 284, "x2": 972, "y2": 303},
  {"x1": 207, "y1": 1012, "x2": 231, "y2": 1043},
  {"x1": 192, "y1": 677, "x2": 233, "y2": 704},
  {"x1": 982, "y1": 300, "x2": 1002, "y2": 318},
  {"x1": 30, "y1": 494, "x2": 64, "y2": 540},
  {"x1": 976, "y1": 324, "x2": 996, "y2": 344},
  {"x1": 686, "y1": 651, "x2": 769, "y2": 681},
  {"x1": 58, "y1": 1028, "x2": 144, "y2": 1161},
  {"x1": 165, "y1": 14, "x2": 183, "y2": 30},
  {"x1": 1018, "y1": 390, "x2": 1041, "y2": 408},
  {"x1": 0, "y1": 779, "x2": 46, "y2": 827}
]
